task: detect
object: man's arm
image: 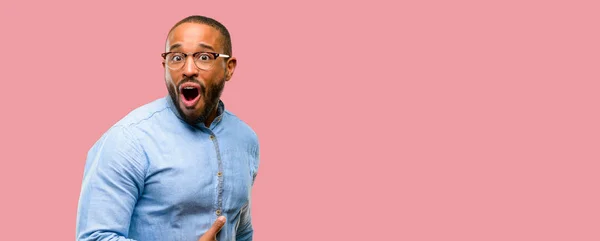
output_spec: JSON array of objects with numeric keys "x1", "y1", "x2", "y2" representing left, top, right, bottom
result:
[
  {"x1": 76, "y1": 125, "x2": 147, "y2": 241},
  {"x1": 236, "y1": 198, "x2": 254, "y2": 241},
  {"x1": 236, "y1": 141, "x2": 260, "y2": 241}
]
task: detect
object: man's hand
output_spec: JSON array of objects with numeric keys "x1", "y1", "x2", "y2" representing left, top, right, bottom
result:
[{"x1": 198, "y1": 216, "x2": 226, "y2": 241}]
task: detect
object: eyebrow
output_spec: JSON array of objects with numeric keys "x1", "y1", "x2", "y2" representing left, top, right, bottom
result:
[
  {"x1": 168, "y1": 43, "x2": 216, "y2": 52},
  {"x1": 169, "y1": 43, "x2": 181, "y2": 51},
  {"x1": 198, "y1": 43, "x2": 215, "y2": 51}
]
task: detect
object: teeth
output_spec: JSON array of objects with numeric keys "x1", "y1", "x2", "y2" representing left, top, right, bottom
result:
[{"x1": 183, "y1": 87, "x2": 195, "y2": 90}]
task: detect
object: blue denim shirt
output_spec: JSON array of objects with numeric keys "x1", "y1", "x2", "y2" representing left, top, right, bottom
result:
[{"x1": 76, "y1": 96, "x2": 260, "y2": 241}]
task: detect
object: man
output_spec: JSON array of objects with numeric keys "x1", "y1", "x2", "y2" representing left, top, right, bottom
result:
[{"x1": 76, "y1": 15, "x2": 260, "y2": 241}]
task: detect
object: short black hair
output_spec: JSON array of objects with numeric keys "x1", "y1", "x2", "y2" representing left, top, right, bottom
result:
[{"x1": 168, "y1": 15, "x2": 232, "y2": 56}]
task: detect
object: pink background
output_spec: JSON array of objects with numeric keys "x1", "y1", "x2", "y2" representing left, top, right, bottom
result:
[{"x1": 1, "y1": 0, "x2": 599, "y2": 240}]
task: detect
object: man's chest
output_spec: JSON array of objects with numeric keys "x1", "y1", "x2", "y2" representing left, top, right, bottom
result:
[{"x1": 137, "y1": 131, "x2": 255, "y2": 213}]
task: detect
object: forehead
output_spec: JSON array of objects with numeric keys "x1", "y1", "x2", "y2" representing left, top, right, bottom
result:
[{"x1": 166, "y1": 22, "x2": 223, "y2": 51}]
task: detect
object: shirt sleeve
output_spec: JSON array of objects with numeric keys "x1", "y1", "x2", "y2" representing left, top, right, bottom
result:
[
  {"x1": 236, "y1": 199, "x2": 253, "y2": 241},
  {"x1": 236, "y1": 139, "x2": 260, "y2": 241},
  {"x1": 76, "y1": 125, "x2": 147, "y2": 241}
]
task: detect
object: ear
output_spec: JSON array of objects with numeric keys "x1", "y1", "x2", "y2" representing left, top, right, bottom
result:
[{"x1": 225, "y1": 57, "x2": 237, "y2": 81}]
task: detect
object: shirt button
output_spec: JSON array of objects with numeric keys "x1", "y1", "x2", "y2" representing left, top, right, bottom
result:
[
  {"x1": 216, "y1": 209, "x2": 222, "y2": 215},
  {"x1": 210, "y1": 135, "x2": 215, "y2": 140},
  {"x1": 217, "y1": 172, "x2": 222, "y2": 177}
]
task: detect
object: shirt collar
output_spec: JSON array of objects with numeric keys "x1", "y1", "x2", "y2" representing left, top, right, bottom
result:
[{"x1": 165, "y1": 95, "x2": 225, "y2": 129}]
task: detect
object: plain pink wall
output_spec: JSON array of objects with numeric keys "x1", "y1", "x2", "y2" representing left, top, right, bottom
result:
[{"x1": 1, "y1": 0, "x2": 599, "y2": 240}]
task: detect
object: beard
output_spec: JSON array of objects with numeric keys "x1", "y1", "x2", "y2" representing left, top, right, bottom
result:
[{"x1": 167, "y1": 76, "x2": 225, "y2": 126}]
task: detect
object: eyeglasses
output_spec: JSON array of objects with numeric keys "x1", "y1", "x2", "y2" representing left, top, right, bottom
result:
[{"x1": 161, "y1": 51, "x2": 230, "y2": 70}]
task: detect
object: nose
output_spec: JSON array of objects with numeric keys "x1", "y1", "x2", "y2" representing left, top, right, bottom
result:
[{"x1": 182, "y1": 55, "x2": 199, "y2": 77}]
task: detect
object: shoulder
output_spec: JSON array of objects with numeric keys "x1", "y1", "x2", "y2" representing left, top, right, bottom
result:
[
  {"x1": 223, "y1": 110, "x2": 259, "y2": 145},
  {"x1": 87, "y1": 97, "x2": 170, "y2": 159},
  {"x1": 113, "y1": 97, "x2": 171, "y2": 130}
]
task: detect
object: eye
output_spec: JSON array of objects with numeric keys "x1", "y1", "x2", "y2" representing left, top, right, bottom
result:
[
  {"x1": 170, "y1": 54, "x2": 184, "y2": 62},
  {"x1": 198, "y1": 53, "x2": 212, "y2": 61}
]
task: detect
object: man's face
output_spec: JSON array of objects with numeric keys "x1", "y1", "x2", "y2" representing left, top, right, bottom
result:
[{"x1": 163, "y1": 22, "x2": 235, "y2": 125}]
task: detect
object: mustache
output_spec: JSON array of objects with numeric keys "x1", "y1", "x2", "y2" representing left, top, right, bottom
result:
[{"x1": 177, "y1": 78, "x2": 205, "y2": 92}]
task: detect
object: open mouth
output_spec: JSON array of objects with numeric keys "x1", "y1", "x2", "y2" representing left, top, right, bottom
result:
[
  {"x1": 182, "y1": 86, "x2": 199, "y2": 101},
  {"x1": 179, "y1": 83, "x2": 202, "y2": 108}
]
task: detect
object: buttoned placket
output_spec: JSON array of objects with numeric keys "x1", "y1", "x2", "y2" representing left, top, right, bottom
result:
[
  {"x1": 206, "y1": 114, "x2": 225, "y2": 218},
  {"x1": 168, "y1": 96, "x2": 227, "y2": 218}
]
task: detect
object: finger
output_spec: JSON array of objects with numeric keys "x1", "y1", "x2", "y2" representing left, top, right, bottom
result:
[{"x1": 206, "y1": 216, "x2": 226, "y2": 236}]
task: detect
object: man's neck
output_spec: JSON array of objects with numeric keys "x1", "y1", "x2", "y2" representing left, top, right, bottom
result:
[
  {"x1": 202, "y1": 100, "x2": 223, "y2": 128},
  {"x1": 203, "y1": 108, "x2": 218, "y2": 127}
]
